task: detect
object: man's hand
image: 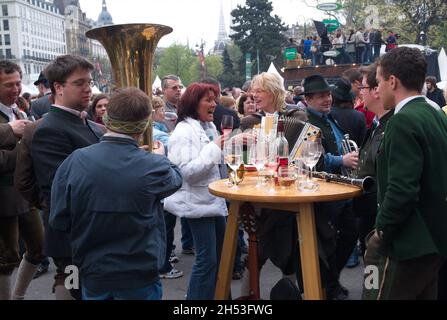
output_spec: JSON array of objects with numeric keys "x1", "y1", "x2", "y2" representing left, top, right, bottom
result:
[
  {"x1": 152, "y1": 140, "x2": 165, "y2": 155},
  {"x1": 342, "y1": 151, "x2": 359, "y2": 169},
  {"x1": 8, "y1": 119, "x2": 31, "y2": 138}
]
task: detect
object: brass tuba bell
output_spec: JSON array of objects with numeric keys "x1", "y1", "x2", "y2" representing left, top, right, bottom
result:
[{"x1": 86, "y1": 24, "x2": 173, "y2": 151}]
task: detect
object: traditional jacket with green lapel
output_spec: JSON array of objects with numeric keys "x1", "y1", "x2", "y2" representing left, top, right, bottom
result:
[{"x1": 376, "y1": 97, "x2": 447, "y2": 260}]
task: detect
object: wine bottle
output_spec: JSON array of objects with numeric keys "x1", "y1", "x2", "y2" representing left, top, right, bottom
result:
[{"x1": 275, "y1": 115, "x2": 289, "y2": 185}]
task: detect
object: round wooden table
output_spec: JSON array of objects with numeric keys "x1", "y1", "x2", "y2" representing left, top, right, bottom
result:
[{"x1": 209, "y1": 176, "x2": 363, "y2": 300}]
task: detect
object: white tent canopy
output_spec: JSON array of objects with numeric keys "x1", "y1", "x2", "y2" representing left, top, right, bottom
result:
[
  {"x1": 21, "y1": 84, "x2": 39, "y2": 96},
  {"x1": 267, "y1": 62, "x2": 284, "y2": 83},
  {"x1": 152, "y1": 75, "x2": 161, "y2": 92},
  {"x1": 438, "y1": 48, "x2": 447, "y2": 81}
]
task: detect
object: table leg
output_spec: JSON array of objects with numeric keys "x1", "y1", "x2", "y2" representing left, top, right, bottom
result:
[
  {"x1": 297, "y1": 202, "x2": 324, "y2": 300},
  {"x1": 215, "y1": 200, "x2": 241, "y2": 300}
]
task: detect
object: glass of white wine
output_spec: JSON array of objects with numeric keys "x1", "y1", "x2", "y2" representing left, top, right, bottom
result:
[
  {"x1": 300, "y1": 139, "x2": 323, "y2": 191},
  {"x1": 224, "y1": 140, "x2": 243, "y2": 189}
]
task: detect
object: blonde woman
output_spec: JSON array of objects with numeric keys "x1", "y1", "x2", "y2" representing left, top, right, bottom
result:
[{"x1": 240, "y1": 72, "x2": 307, "y2": 131}]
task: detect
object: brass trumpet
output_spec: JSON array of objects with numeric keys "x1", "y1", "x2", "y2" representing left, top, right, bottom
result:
[{"x1": 341, "y1": 134, "x2": 359, "y2": 178}]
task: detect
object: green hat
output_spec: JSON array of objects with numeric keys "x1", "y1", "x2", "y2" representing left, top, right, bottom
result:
[{"x1": 300, "y1": 74, "x2": 332, "y2": 95}]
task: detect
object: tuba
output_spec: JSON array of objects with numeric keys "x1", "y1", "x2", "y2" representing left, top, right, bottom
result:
[{"x1": 86, "y1": 24, "x2": 173, "y2": 151}]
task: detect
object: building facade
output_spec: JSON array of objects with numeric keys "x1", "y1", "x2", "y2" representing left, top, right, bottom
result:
[{"x1": 0, "y1": 0, "x2": 66, "y2": 83}]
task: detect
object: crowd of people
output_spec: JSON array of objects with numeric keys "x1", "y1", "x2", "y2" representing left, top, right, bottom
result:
[
  {"x1": 286, "y1": 27, "x2": 400, "y2": 66},
  {"x1": 1, "y1": 46, "x2": 447, "y2": 301}
]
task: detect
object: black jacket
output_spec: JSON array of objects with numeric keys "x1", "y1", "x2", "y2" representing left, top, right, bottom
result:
[
  {"x1": 30, "y1": 93, "x2": 52, "y2": 120},
  {"x1": 330, "y1": 105, "x2": 367, "y2": 146},
  {"x1": 31, "y1": 106, "x2": 104, "y2": 257},
  {"x1": 213, "y1": 104, "x2": 240, "y2": 134}
]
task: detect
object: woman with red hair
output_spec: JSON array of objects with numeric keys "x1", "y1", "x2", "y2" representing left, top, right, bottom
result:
[{"x1": 164, "y1": 83, "x2": 228, "y2": 300}]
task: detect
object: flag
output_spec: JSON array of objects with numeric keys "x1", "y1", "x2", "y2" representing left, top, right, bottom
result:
[
  {"x1": 198, "y1": 47, "x2": 205, "y2": 67},
  {"x1": 313, "y1": 20, "x2": 328, "y2": 38}
]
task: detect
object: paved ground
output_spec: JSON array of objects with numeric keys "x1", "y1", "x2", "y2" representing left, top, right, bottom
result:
[{"x1": 16, "y1": 222, "x2": 364, "y2": 300}]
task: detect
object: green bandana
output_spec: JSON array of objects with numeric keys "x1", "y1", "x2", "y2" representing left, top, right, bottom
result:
[{"x1": 103, "y1": 113, "x2": 149, "y2": 134}]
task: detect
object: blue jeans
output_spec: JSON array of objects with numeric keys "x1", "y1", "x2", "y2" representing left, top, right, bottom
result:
[
  {"x1": 181, "y1": 217, "x2": 194, "y2": 250},
  {"x1": 160, "y1": 210, "x2": 177, "y2": 273},
  {"x1": 186, "y1": 216, "x2": 226, "y2": 300},
  {"x1": 82, "y1": 281, "x2": 163, "y2": 300}
]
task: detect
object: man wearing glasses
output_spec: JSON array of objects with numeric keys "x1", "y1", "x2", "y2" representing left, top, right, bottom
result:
[
  {"x1": 161, "y1": 75, "x2": 183, "y2": 132},
  {"x1": 31, "y1": 55, "x2": 104, "y2": 300}
]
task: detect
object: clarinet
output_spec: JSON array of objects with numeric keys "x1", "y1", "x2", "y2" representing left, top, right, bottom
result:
[{"x1": 313, "y1": 171, "x2": 375, "y2": 193}]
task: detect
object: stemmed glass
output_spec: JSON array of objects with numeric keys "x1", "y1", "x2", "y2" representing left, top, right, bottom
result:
[
  {"x1": 264, "y1": 137, "x2": 277, "y2": 194},
  {"x1": 248, "y1": 137, "x2": 267, "y2": 188},
  {"x1": 224, "y1": 139, "x2": 243, "y2": 189},
  {"x1": 300, "y1": 139, "x2": 323, "y2": 191},
  {"x1": 221, "y1": 115, "x2": 234, "y2": 136}
]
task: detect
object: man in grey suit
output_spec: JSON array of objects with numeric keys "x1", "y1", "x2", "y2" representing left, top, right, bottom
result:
[{"x1": 30, "y1": 72, "x2": 52, "y2": 120}]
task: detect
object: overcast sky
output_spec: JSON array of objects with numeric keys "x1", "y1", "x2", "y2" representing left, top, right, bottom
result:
[{"x1": 79, "y1": 0, "x2": 326, "y2": 52}]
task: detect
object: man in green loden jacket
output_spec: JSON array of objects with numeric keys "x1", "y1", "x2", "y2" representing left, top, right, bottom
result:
[{"x1": 363, "y1": 47, "x2": 447, "y2": 300}]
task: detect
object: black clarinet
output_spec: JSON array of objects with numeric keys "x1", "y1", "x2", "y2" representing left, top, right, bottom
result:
[{"x1": 313, "y1": 171, "x2": 375, "y2": 193}]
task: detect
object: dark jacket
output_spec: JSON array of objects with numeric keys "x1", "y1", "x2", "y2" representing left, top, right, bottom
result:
[
  {"x1": 30, "y1": 93, "x2": 52, "y2": 120},
  {"x1": 49, "y1": 136, "x2": 183, "y2": 292},
  {"x1": 353, "y1": 111, "x2": 393, "y2": 215},
  {"x1": 0, "y1": 111, "x2": 28, "y2": 218},
  {"x1": 376, "y1": 97, "x2": 447, "y2": 259},
  {"x1": 14, "y1": 121, "x2": 43, "y2": 209},
  {"x1": 213, "y1": 104, "x2": 240, "y2": 134},
  {"x1": 330, "y1": 105, "x2": 367, "y2": 146},
  {"x1": 426, "y1": 88, "x2": 446, "y2": 108},
  {"x1": 31, "y1": 106, "x2": 104, "y2": 257}
]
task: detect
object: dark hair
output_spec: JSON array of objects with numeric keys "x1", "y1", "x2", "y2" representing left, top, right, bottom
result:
[
  {"x1": 0, "y1": 60, "x2": 22, "y2": 78},
  {"x1": 107, "y1": 87, "x2": 150, "y2": 122},
  {"x1": 89, "y1": 93, "x2": 109, "y2": 118},
  {"x1": 237, "y1": 93, "x2": 253, "y2": 115},
  {"x1": 161, "y1": 74, "x2": 180, "y2": 89},
  {"x1": 342, "y1": 68, "x2": 362, "y2": 83},
  {"x1": 16, "y1": 96, "x2": 29, "y2": 110},
  {"x1": 378, "y1": 47, "x2": 427, "y2": 92},
  {"x1": 200, "y1": 77, "x2": 220, "y2": 89},
  {"x1": 44, "y1": 55, "x2": 94, "y2": 95},
  {"x1": 22, "y1": 92, "x2": 32, "y2": 103},
  {"x1": 177, "y1": 83, "x2": 219, "y2": 123},
  {"x1": 332, "y1": 96, "x2": 354, "y2": 109},
  {"x1": 425, "y1": 76, "x2": 437, "y2": 87},
  {"x1": 359, "y1": 64, "x2": 378, "y2": 89}
]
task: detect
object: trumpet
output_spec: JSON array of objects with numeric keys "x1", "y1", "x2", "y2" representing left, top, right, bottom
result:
[
  {"x1": 341, "y1": 134, "x2": 359, "y2": 178},
  {"x1": 341, "y1": 134, "x2": 359, "y2": 154},
  {"x1": 313, "y1": 171, "x2": 375, "y2": 193}
]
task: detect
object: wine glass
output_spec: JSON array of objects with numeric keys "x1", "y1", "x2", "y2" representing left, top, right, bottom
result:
[
  {"x1": 294, "y1": 159, "x2": 308, "y2": 191},
  {"x1": 221, "y1": 115, "x2": 234, "y2": 136},
  {"x1": 300, "y1": 139, "x2": 323, "y2": 191},
  {"x1": 224, "y1": 139, "x2": 243, "y2": 189},
  {"x1": 264, "y1": 138, "x2": 278, "y2": 194},
  {"x1": 248, "y1": 138, "x2": 267, "y2": 188},
  {"x1": 278, "y1": 166, "x2": 297, "y2": 189}
]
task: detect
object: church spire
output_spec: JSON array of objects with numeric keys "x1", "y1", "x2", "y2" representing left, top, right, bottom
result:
[{"x1": 217, "y1": 1, "x2": 227, "y2": 41}]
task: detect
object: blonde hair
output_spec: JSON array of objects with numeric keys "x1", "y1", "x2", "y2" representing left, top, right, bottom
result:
[
  {"x1": 219, "y1": 96, "x2": 236, "y2": 109},
  {"x1": 251, "y1": 72, "x2": 286, "y2": 112},
  {"x1": 151, "y1": 95, "x2": 165, "y2": 110}
]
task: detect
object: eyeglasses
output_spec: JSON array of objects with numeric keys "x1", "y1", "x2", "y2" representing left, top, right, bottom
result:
[
  {"x1": 359, "y1": 86, "x2": 371, "y2": 91},
  {"x1": 64, "y1": 79, "x2": 95, "y2": 89}
]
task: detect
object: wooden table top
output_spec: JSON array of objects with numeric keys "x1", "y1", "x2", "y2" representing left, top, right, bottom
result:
[{"x1": 209, "y1": 176, "x2": 363, "y2": 204}]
